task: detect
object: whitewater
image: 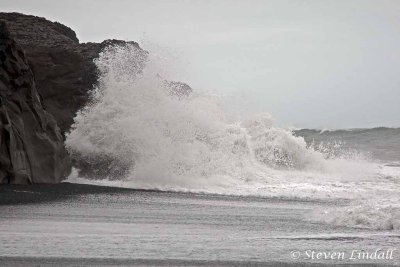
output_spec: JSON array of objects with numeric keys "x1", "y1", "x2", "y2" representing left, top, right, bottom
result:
[{"x1": 65, "y1": 44, "x2": 400, "y2": 231}]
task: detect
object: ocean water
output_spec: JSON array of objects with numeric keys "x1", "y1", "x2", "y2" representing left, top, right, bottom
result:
[
  {"x1": 65, "y1": 44, "x2": 400, "y2": 231},
  {"x1": 295, "y1": 127, "x2": 400, "y2": 163},
  {"x1": 1, "y1": 43, "x2": 399, "y2": 265},
  {"x1": 0, "y1": 190, "x2": 399, "y2": 266}
]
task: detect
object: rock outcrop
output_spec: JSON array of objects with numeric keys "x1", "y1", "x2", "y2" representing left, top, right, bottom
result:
[
  {"x1": 0, "y1": 12, "x2": 193, "y2": 183},
  {"x1": 163, "y1": 80, "x2": 193, "y2": 98},
  {"x1": 0, "y1": 22, "x2": 71, "y2": 184},
  {"x1": 0, "y1": 13, "x2": 141, "y2": 135}
]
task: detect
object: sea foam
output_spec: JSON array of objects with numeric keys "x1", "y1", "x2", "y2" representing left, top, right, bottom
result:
[{"x1": 66, "y1": 44, "x2": 400, "y2": 230}]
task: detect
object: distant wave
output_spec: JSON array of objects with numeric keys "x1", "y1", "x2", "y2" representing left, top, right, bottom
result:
[
  {"x1": 296, "y1": 127, "x2": 400, "y2": 134},
  {"x1": 295, "y1": 127, "x2": 400, "y2": 162}
]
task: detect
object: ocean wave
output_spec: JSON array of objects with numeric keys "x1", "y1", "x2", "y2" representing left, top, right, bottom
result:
[
  {"x1": 310, "y1": 201, "x2": 400, "y2": 230},
  {"x1": 65, "y1": 43, "x2": 400, "y2": 230}
]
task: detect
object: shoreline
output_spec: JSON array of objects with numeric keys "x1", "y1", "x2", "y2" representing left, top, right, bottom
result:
[
  {"x1": 0, "y1": 182, "x2": 142, "y2": 205},
  {"x1": 0, "y1": 182, "x2": 340, "y2": 206}
]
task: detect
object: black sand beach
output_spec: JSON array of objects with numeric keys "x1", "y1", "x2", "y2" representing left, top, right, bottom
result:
[
  {"x1": 0, "y1": 183, "x2": 138, "y2": 205},
  {"x1": 1, "y1": 183, "x2": 398, "y2": 266}
]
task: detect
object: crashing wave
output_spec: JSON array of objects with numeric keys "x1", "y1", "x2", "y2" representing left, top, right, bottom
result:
[{"x1": 66, "y1": 43, "x2": 400, "y2": 230}]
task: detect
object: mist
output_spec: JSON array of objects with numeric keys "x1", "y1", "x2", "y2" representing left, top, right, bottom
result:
[{"x1": 2, "y1": 0, "x2": 399, "y2": 128}]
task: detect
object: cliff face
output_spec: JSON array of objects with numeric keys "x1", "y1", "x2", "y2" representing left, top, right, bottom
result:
[
  {"x1": 0, "y1": 13, "x2": 144, "y2": 183},
  {"x1": 0, "y1": 22, "x2": 71, "y2": 184},
  {"x1": 0, "y1": 12, "x2": 192, "y2": 183},
  {"x1": 0, "y1": 13, "x2": 85, "y2": 135},
  {"x1": 0, "y1": 13, "x2": 140, "y2": 135}
]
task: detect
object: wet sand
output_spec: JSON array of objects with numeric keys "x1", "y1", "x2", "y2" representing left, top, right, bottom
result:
[
  {"x1": 0, "y1": 183, "x2": 398, "y2": 266},
  {"x1": 0, "y1": 183, "x2": 140, "y2": 205}
]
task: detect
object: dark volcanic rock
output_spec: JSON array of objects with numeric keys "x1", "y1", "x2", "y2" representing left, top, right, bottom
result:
[
  {"x1": 163, "y1": 80, "x2": 193, "y2": 98},
  {"x1": 0, "y1": 22, "x2": 71, "y2": 184},
  {"x1": 0, "y1": 13, "x2": 141, "y2": 135},
  {"x1": 0, "y1": 13, "x2": 84, "y2": 134},
  {"x1": 0, "y1": 12, "x2": 78, "y2": 47},
  {"x1": 0, "y1": 13, "x2": 143, "y2": 182},
  {"x1": 0, "y1": 12, "x2": 194, "y2": 182}
]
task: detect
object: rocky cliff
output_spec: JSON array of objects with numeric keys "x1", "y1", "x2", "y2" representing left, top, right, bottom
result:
[
  {"x1": 0, "y1": 13, "x2": 141, "y2": 136},
  {"x1": 0, "y1": 12, "x2": 192, "y2": 183},
  {"x1": 0, "y1": 21, "x2": 70, "y2": 183}
]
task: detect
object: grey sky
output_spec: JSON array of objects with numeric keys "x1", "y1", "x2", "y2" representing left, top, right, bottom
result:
[{"x1": 2, "y1": 0, "x2": 400, "y2": 128}]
